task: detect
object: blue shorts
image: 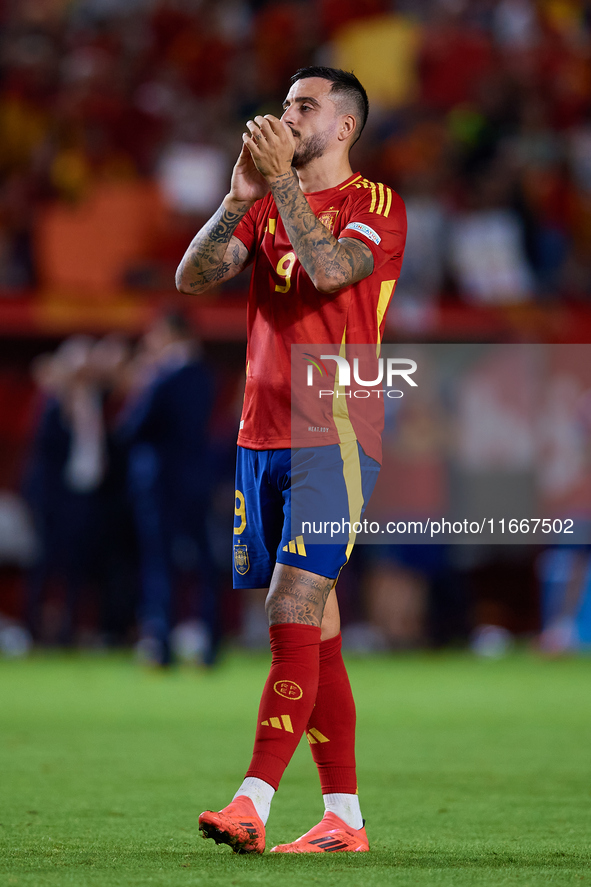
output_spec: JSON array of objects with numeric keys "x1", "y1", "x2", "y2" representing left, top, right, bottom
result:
[{"x1": 233, "y1": 443, "x2": 380, "y2": 588}]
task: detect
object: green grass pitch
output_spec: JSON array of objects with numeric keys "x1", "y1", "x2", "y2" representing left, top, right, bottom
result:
[{"x1": 1, "y1": 649, "x2": 590, "y2": 886}]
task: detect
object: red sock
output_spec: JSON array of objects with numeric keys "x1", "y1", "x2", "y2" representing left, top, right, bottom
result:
[
  {"x1": 245, "y1": 623, "x2": 321, "y2": 791},
  {"x1": 305, "y1": 633, "x2": 358, "y2": 794}
]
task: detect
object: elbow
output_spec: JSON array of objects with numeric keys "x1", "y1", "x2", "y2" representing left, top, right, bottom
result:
[
  {"x1": 175, "y1": 266, "x2": 188, "y2": 294},
  {"x1": 312, "y1": 278, "x2": 343, "y2": 296},
  {"x1": 312, "y1": 275, "x2": 343, "y2": 295},
  {"x1": 175, "y1": 266, "x2": 201, "y2": 295}
]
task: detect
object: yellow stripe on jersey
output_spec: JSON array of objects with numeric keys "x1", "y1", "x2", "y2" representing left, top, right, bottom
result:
[
  {"x1": 369, "y1": 186, "x2": 378, "y2": 213},
  {"x1": 379, "y1": 184, "x2": 393, "y2": 216},
  {"x1": 341, "y1": 176, "x2": 376, "y2": 191},
  {"x1": 340, "y1": 442, "x2": 364, "y2": 562},
  {"x1": 339, "y1": 173, "x2": 363, "y2": 190},
  {"x1": 340, "y1": 174, "x2": 397, "y2": 218},
  {"x1": 268, "y1": 218, "x2": 276, "y2": 234},
  {"x1": 331, "y1": 329, "x2": 365, "y2": 564},
  {"x1": 384, "y1": 187, "x2": 392, "y2": 218},
  {"x1": 342, "y1": 176, "x2": 394, "y2": 216},
  {"x1": 376, "y1": 182, "x2": 385, "y2": 215},
  {"x1": 376, "y1": 279, "x2": 397, "y2": 356}
]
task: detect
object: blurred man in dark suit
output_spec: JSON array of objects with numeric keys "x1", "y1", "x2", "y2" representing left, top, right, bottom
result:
[{"x1": 120, "y1": 311, "x2": 220, "y2": 666}]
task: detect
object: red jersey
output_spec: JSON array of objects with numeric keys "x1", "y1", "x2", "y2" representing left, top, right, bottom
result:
[{"x1": 233, "y1": 172, "x2": 407, "y2": 464}]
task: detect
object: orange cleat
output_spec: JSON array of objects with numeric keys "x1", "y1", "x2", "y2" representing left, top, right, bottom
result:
[
  {"x1": 270, "y1": 811, "x2": 369, "y2": 853},
  {"x1": 198, "y1": 795, "x2": 265, "y2": 854}
]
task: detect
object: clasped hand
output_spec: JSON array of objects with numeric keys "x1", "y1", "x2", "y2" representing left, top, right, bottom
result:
[{"x1": 244, "y1": 115, "x2": 295, "y2": 181}]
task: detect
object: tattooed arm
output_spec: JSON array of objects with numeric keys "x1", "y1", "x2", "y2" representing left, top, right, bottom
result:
[
  {"x1": 175, "y1": 198, "x2": 251, "y2": 295},
  {"x1": 269, "y1": 168, "x2": 373, "y2": 294},
  {"x1": 176, "y1": 143, "x2": 268, "y2": 294}
]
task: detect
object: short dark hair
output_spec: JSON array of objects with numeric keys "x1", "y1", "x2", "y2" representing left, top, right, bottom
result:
[{"x1": 290, "y1": 66, "x2": 369, "y2": 143}]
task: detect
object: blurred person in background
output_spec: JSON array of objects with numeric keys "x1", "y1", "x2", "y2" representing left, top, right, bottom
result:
[
  {"x1": 448, "y1": 163, "x2": 535, "y2": 304},
  {"x1": 538, "y1": 546, "x2": 591, "y2": 653},
  {"x1": 537, "y1": 383, "x2": 591, "y2": 653},
  {"x1": 23, "y1": 335, "x2": 135, "y2": 646},
  {"x1": 88, "y1": 334, "x2": 139, "y2": 647},
  {"x1": 118, "y1": 310, "x2": 220, "y2": 667},
  {"x1": 389, "y1": 169, "x2": 447, "y2": 331}
]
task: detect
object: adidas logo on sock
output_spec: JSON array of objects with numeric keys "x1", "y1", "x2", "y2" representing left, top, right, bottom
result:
[
  {"x1": 305, "y1": 728, "x2": 330, "y2": 744},
  {"x1": 261, "y1": 715, "x2": 294, "y2": 732}
]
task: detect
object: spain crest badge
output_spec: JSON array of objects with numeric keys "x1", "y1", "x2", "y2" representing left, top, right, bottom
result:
[
  {"x1": 234, "y1": 544, "x2": 250, "y2": 575},
  {"x1": 317, "y1": 209, "x2": 339, "y2": 234}
]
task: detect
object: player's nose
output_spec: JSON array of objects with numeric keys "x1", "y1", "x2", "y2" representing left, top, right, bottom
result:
[{"x1": 281, "y1": 106, "x2": 296, "y2": 126}]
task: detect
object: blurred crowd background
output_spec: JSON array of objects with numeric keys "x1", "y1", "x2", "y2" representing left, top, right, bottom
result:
[{"x1": 1, "y1": 0, "x2": 591, "y2": 664}]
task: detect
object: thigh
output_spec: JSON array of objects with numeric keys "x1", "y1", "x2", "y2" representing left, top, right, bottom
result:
[
  {"x1": 277, "y1": 442, "x2": 381, "y2": 581},
  {"x1": 233, "y1": 447, "x2": 284, "y2": 589}
]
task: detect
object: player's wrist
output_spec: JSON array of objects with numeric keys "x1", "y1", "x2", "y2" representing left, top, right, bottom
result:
[
  {"x1": 266, "y1": 168, "x2": 297, "y2": 188},
  {"x1": 224, "y1": 194, "x2": 256, "y2": 214}
]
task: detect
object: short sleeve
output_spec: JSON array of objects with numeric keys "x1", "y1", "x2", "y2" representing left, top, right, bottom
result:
[{"x1": 339, "y1": 186, "x2": 407, "y2": 272}]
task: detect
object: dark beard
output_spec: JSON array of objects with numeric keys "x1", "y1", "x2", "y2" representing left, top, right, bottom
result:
[{"x1": 291, "y1": 131, "x2": 331, "y2": 169}]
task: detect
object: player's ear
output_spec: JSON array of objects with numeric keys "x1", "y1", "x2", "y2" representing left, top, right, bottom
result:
[{"x1": 338, "y1": 114, "x2": 356, "y2": 143}]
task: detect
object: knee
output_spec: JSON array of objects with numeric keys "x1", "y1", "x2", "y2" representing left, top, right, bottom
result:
[
  {"x1": 265, "y1": 565, "x2": 334, "y2": 626},
  {"x1": 264, "y1": 586, "x2": 302, "y2": 626},
  {"x1": 320, "y1": 617, "x2": 340, "y2": 642},
  {"x1": 320, "y1": 589, "x2": 340, "y2": 641}
]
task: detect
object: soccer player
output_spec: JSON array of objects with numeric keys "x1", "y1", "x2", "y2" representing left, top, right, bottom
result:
[{"x1": 176, "y1": 66, "x2": 406, "y2": 854}]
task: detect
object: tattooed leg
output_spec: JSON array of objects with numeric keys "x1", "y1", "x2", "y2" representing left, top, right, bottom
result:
[{"x1": 265, "y1": 564, "x2": 335, "y2": 627}]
